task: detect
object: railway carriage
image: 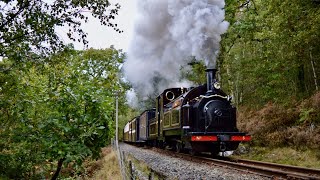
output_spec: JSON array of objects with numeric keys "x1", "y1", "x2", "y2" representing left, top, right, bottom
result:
[
  {"x1": 123, "y1": 110, "x2": 156, "y2": 144},
  {"x1": 123, "y1": 116, "x2": 139, "y2": 142},
  {"x1": 123, "y1": 123, "x2": 130, "y2": 142},
  {"x1": 138, "y1": 109, "x2": 156, "y2": 143}
]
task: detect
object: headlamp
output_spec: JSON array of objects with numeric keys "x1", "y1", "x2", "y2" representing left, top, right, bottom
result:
[{"x1": 213, "y1": 82, "x2": 220, "y2": 89}]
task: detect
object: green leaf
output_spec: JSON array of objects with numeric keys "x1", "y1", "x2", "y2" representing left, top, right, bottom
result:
[{"x1": 97, "y1": 126, "x2": 105, "y2": 130}]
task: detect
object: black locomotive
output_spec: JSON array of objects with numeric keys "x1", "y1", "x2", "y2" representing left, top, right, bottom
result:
[{"x1": 123, "y1": 69, "x2": 250, "y2": 155}]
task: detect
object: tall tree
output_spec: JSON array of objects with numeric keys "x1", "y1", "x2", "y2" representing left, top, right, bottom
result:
[
  {"x1": 219, "y1": 0, "x2": 320, "y2": 107},
  {"x1": 0, "y1": 47, "x2": 129, "y2": 179},
  {"x1": 0, "y1": 0, "x2": 122, "y2": 64}
]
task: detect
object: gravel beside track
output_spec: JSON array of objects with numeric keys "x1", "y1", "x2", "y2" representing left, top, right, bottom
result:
[{"x1": 119, "y1": 143, "x2": 270, "y2": 180}]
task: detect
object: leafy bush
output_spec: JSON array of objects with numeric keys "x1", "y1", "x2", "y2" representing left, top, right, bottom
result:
[{"x1": 0, "y1": 48, "x2": 128, "y2": 179}]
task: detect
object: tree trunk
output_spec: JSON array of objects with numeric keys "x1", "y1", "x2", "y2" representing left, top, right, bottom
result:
[
  {"x1": 310, "y1": 51, "x2": 319, "y2": 91},
  {"x1": 298, "y1": 64, "x2": 306, "y2": 94},
  {"x1": 226, "y1": 63, "x2": 234, "y2": 102},
  {"x1": 51, "y1": 158, "x2": 65, "y2": 180}
]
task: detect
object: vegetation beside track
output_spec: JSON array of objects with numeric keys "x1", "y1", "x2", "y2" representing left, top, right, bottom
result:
[
  {"x1": 237, "y1": 92, "x2": 320, "y2": 149},
  {"x1": 233, "y1": 92, "x2": 320, "y2": 169},
  {"x1": 84, "y1": 147, "x2": 122, "y2": 180},
  {"x1": 234, "y1": 145, "x2": 320, "y2": 169}
]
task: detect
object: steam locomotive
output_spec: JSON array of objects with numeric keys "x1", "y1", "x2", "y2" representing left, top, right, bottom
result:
[{"x1": 123, "y1": 69, "x2": 250, "y2": 155}]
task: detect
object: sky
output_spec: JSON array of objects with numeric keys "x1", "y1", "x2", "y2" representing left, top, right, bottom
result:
[
  {"x1": 0, "y1": 1, "x2": 137, "y2": 62},
  {"x1": 57, "y1": 0, "x2": 137, "y2": 52}
]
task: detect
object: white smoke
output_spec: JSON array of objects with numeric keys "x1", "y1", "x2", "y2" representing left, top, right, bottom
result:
[
  {"x1": 123, "y1": 0, "x2": 228, "y2": 97},
  {"x1": 126, "y1": 89, "x2": 139, "y2": 108}
]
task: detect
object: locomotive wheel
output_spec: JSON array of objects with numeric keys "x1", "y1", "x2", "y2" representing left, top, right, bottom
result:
[
  {"x1": 189, "y1": 149, "x2": 197, "y2": 156},
  {"x1": 175, "y1": 142, "x2": 182, "y2": 153}
]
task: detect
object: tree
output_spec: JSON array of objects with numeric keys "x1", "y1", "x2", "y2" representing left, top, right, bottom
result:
[
  {"x1": 219, "y1": 0, "x2": 320, "y2": 108},
  {"x1": 0, "y1": 0, "x2": 122, "y2": 64},
  {"x1": 180, "y1": 60, "x2": 206, "y2": 86},
  {"x1": 0, "y1": 47, "x2": 129, "y2": 179}
]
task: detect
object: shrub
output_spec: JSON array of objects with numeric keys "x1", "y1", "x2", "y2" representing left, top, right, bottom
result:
[{"x1": 237, "y1": 92, "x2": 320, "y2": 149}]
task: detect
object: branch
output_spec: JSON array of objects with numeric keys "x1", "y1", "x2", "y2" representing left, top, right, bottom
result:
[
  {"x1": 226, "y1": 35, "x2": 241, "y2": 54},
  {"x1": 238, "y1": 0, "x2": 258, "y2": 15},
  {"x1": 0, "y1": 1, "x2": 30, "y2": 30},
  {"x1": 251, "y1": 0, "x2": 259, "y2": 15},
  {"x1": 239, "y1": 0, "x2": 250, "y2": 9}
]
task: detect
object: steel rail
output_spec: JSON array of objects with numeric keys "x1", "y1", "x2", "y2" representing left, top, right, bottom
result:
[
  {"x1": 197, "y1": 156, "x2": 320, "y2": 179},
  {"x1": 231, "y1": 158, "x2": 320, "y2": 179}
]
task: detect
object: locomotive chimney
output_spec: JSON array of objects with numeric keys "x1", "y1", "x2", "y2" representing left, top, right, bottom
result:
[{"x1": 206, "y1": 68, "x2": 217, "y2": 93}]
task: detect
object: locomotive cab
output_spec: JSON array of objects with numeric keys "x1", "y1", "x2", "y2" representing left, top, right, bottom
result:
[{"x1": 154, "y1": 87, "x2": 187, "y2": 147}]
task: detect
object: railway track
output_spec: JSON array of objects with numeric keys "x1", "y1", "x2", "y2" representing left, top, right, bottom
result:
[
  {"x1": 152, "y1": 147, "x2": 320, "y2": 179},
  {"x1": 204, "y1": 157, "x2": 320, "y2": 179},
  {"x1": 232, "y1": 158, "x2": 320, "y2": 179}
]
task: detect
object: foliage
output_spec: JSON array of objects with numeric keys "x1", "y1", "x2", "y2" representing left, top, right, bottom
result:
[
  {"x1": 237, "y1": 92, "x2": 320, "y2": 149},
  {"x1": 217, "y1": 0, "x2": 320, "y2": 152},
  {"x1": 180, "y1": 60, "x2": 206, "y2": 86},
  {"x1": 0, "y1": 47, "x2": 128, "y2": 179},
  {"x1": 299, "y1": 108, "x2": 315, "y2": 124},
  {"x1": 0, "y1": 0, "x2": 122, "y2": 63},
  {"x1": 220, "y1": 0, "x2": 320, "y2": 108}
]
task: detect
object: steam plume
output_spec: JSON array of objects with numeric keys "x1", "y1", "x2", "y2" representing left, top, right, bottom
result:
[{"x1": 123, "y1": 0, "x2": 228, "y2": 97}]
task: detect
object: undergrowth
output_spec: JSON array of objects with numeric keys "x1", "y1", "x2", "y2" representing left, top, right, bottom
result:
[
  {"x1": 238, "y1": 91, "x2": 320, "y2": 149},
  {"x1": 72, "y1": 147, "x2": 122, "y2": 180},
  {"x1": 235, "y1": 92, "x2": 320, "y2": 168}
]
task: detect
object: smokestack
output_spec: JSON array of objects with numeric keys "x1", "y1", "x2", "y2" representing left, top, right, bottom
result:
[{"x1": 206, "y1": 68, "x2": 217, "y2": 93}]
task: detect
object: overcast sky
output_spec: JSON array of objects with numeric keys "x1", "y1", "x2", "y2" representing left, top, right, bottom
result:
[{"x1": 57, "y1": 0, "x2": 137, "y2": 52}]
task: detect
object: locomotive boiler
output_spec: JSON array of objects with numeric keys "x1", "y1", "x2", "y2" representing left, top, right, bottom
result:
[{"x1": 123, "y1": 69, "x2": 250, "y2": 155}]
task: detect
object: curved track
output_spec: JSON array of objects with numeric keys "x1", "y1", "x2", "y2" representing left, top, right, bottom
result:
[
  {"x1": 204, "y1": 157, "x2": 320, "y2": 179},
  {"x1": 231, "y1": 158, "x2": 320, "y2": 179},
  {"x1": 151, "y1": 147, "x2": 320, "y2": 179}
]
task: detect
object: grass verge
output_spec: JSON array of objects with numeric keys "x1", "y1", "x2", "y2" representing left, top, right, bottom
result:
[
  {"x1": 233, "y1": 145, "x2": 320, "y2": 169},
  {"x1": 84, "y1": 147, "x2": 122, "y2": 180}
]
